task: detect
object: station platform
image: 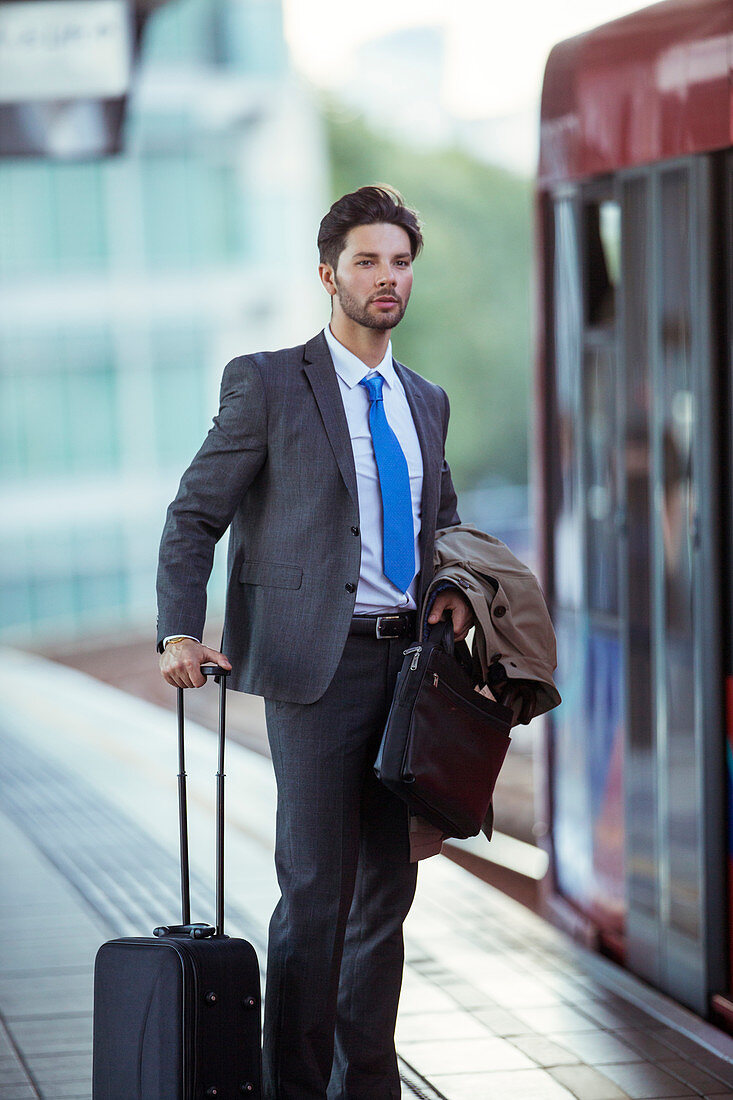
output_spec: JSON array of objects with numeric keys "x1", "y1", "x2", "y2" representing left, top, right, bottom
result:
[{"x1": 3, "y1": 648, "x2": 733, "y2": 1100}]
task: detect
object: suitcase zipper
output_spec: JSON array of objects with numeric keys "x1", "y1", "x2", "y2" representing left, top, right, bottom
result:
[{"x1": 166, "y1": 940, "x2": 198, "y2": 1089}]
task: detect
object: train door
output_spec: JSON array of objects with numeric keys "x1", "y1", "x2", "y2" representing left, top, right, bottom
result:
[
  {"x1": 546, "y1": 156, "x2": 727, "y2": 1017},
  {"x1": 619, "y1": 157, "x2": 725, "y2": 1015}
]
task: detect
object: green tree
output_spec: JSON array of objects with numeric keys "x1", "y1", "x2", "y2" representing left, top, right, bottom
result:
[{"x1": 325, "y1": 103, "x2": 532, "y2": 490}]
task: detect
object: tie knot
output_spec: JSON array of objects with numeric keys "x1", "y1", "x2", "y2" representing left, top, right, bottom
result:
[{"x1": 360, "y1": 373, "x2": 384, "y2": 403}]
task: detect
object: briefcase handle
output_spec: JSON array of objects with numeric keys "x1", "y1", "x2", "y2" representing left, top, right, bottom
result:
[
  {"x1": 427, "y1": 616, "x2": 454, "y2": 655},
  {"x1": 426, "y1": 616, "x2": 478, "y2": 684}
]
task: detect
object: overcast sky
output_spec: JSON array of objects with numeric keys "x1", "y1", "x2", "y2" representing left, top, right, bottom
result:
[{"x1": 282, "y1": 0, "x2": 644, "y2": 119}]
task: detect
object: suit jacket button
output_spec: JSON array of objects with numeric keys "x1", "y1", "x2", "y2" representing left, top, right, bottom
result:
[
  {"x1": 351, "y1": 526, "x2": 360, "y2": 536},
  {"x1": 493, "y1": 605, "x2": 507, "y2": 618},
  {"x1": 345, "y1": 582, "x2": 356, "y2": 593}
]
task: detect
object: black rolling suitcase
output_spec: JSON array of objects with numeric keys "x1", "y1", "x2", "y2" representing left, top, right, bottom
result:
[{"x1": 93, "y1": 665, "x2": 262, "y2": 1099}]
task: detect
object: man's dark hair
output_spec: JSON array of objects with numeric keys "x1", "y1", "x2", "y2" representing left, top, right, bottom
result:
[{"x1": 318, "y1": 185, "x2": 423, "y2": 269}]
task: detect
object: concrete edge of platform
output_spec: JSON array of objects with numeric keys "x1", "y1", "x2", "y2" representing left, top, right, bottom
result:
[
  {"x1": 564, "y1": 928, "x2": 733, "y2": 1062},
  {"x1": 446, "y1": 832, "x2": 549, "y2": 881}
]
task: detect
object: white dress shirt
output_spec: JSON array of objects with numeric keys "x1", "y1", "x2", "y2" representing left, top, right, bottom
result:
[
  {"x1": 323, "y1": 325, "x2": 423, "y2": 614},
  {"x1": 164, "y1": 328, "x2": 425, "y2": 645}
]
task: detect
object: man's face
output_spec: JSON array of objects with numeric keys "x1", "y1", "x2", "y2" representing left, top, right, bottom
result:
[{"x1": 326, "y1": 222, "x2": 414, "y2": 331}]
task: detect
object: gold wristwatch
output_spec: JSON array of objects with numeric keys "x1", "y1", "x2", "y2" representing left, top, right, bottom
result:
[{"x1": 164, "y1": 636, "x2": 192, "y2": 647}]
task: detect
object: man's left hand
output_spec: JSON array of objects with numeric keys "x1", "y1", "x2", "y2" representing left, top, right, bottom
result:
[{"x1": 427, "y1": 588, "x2": 474, "y2": 642}]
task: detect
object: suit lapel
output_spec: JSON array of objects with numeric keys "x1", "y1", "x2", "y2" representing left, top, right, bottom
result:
[{"x1": 303, "y1": 333, "x2": 358, "y2": 505}]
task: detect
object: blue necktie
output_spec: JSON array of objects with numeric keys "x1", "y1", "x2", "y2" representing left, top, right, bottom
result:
[{"x1": 359, "y1": 373, "x2": 415, "y2": 594}]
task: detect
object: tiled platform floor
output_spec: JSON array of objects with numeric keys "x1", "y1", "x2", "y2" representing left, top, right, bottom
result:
[{"x1": 3, "y1": 648, "x2": 733, "y2": 1100}]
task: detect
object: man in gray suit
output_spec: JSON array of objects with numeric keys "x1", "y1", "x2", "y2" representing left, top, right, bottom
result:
[{"x1": 158, "y1": 186, "x2": 472, "y2": 1099}]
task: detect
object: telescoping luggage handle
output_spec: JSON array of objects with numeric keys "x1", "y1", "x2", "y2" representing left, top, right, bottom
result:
[{"x1": 154, "y1": 663, "x2": 230, "y2": 941}]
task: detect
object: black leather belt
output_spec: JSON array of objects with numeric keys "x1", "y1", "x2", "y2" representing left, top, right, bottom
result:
[{"x1": 349, "y1": 612, "x2": 416, "y2": 640}]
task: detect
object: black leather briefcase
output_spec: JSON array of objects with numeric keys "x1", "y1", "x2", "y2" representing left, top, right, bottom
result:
[{"x1": 374, "y1": 621, "x2": 513, "y2": 839}]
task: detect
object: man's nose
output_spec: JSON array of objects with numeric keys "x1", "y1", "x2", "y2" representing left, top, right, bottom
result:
[{"x1": 376, "y1": 266, "x2": 397, "y2": 285}]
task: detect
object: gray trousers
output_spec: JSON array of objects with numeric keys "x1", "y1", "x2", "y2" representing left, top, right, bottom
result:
[{"x1": 262, "y1": 633, "x2": 418, "y2": 1099}]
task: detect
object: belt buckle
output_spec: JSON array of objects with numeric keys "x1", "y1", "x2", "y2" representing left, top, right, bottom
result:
[{"x1": 375, "y1": 614, "x2": 402, "y2": 639}]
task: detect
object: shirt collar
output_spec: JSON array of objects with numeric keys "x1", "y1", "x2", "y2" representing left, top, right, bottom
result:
[{"x1": 323, "y1": 325, "x2": 396, "y2": 391}]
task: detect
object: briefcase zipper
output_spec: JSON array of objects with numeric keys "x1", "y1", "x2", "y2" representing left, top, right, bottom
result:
[
  {"x1": 432, "y1": 673, "x2": 512, "y2": 728},
  {"x1": 403, "y1": 645, "x2": 422, "y2": 671},
  {"x1": 396, "y1": 646, "x2": 423, "y2": 706}
]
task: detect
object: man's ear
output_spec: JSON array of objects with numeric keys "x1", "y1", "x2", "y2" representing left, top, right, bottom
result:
[{"x1": 318, "y1": 262, "x2": 337, "y2": 297}]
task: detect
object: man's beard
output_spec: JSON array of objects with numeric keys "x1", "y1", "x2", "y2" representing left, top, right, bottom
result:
[{"x1": 333, "y1": 281, "x2": 407, "y2": 330}]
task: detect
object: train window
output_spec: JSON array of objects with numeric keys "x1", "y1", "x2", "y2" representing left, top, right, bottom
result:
[
  {"x1": 621, "y1": 174, "x2": 657, "y2": 933},
  {"x1": 552, "y1": 197, "x2": 583, "y2": 611},
  {"x1": 658, "y1": 167, "x2": 699, "y2": 943},
  {"x1": 583, "y1": 343, "x2": 619, "y2": 615},
  {"x1": 585, "y1": 199, "x2": 620, "y2": 327},
  {"x1": 583, "y1": 194, "x2": 620, "y2": 617}
]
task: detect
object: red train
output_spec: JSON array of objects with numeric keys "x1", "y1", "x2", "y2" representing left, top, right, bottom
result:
[{"x1": 536, "y1": 0, "x2": 733, "y2": 1025}]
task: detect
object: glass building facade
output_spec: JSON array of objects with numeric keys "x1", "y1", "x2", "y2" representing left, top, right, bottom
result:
[{"x1": 0, "y1": 0, "x2": 327, "y2": 642}]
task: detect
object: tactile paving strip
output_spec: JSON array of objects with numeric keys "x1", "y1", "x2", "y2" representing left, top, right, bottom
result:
[
  {"x1": 0, "y1": 723, "x2": 267, "y2": 954},
  {"x1": 0, "y1": 723, "x2": 444, "y2": 1099}
]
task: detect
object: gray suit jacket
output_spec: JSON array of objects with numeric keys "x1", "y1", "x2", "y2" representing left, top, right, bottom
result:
[{"x1": 156, "y1": 331, "x2": 460, "y2": 703}]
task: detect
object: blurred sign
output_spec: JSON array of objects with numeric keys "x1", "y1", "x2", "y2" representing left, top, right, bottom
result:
[
  {"x1": 0, "y1": 0, "x2": 131, "y2": 103},
  {"x1": 0, "y1": 0, "x2": 142, "y2": 158}
]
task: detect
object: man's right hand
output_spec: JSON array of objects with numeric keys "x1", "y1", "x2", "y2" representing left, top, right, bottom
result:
[{"x1": 159, "y1": 639, "x2": 232, "y2": 689}]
